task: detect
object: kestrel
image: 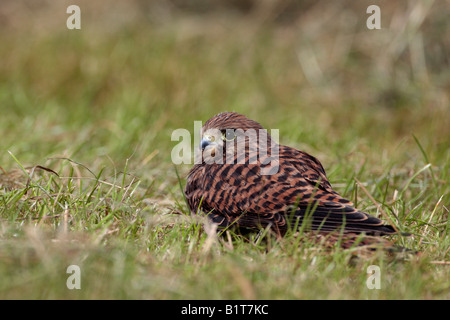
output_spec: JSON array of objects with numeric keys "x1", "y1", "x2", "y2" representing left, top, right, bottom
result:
[{"x1": 185, "y1": 112, "x2": 398, "y2": 245}]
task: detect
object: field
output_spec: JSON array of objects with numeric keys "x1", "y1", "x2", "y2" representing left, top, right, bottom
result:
[{"x1": 0, "y1": 1, "x2": 449, "y2": 299}]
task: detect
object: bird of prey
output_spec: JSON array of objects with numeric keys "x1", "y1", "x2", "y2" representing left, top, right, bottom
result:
[{"x1": 185, "y1": 112, "x2": 399, "y2": 247}]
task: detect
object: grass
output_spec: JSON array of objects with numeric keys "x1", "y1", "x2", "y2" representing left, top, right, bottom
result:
[{"x1": 0, "y1": 1, "x2": 449, "y2": 299}]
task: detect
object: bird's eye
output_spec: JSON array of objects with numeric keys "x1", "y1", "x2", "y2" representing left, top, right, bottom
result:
[{"x1": 222, "y1": 129, "x2": 236, "y2": 141}]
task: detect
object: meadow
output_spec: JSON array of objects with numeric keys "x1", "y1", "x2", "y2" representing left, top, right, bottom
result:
[{"x1": 0, "y1": 1, "x2": 449, "y2": 299}]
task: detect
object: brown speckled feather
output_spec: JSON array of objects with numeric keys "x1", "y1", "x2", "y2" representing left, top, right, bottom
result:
[{"x1": 185, "y1": 112, "x2": 398, "y2": 246}]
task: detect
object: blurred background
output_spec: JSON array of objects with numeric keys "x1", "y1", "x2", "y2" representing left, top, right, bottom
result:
[{"x1": 0, "y1": 0, "x2": 449, "y2": 190}]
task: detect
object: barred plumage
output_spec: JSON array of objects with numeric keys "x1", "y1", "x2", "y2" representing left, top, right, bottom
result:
[{"x1": 185, "y1": 112, "x2": 398, "y2": 247}]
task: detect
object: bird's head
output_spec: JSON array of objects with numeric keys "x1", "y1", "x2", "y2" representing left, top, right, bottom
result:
[{"x1": 199, "y1": 112, "x2": 275, "y2": 165}]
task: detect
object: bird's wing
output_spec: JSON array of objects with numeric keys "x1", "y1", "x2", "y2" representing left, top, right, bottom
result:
[
  {"x1": 185, "y1": 147, "x2": 396, "y2": 235},
  {"x1": 254, "y1": 145, "x2": 395, "y2": 234}
]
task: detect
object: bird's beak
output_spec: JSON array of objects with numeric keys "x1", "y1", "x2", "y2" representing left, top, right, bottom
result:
[
  {"x1": 200, "y1": 136, "x2": 212, "y2": 150},
  {"x1": 200, "y1": 131, "x2": 221, "y2": 152}
]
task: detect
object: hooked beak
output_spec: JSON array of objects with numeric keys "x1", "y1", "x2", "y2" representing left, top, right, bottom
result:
[
  {"x1": 200, "y1": 137, "x2": 210, "y2": 150},
  {"x1": 200, "y1": 130, "x2": 221, "y2": 152},
  {"x1": 200, "y1": 136, "x2": 213, "y2": 150}
]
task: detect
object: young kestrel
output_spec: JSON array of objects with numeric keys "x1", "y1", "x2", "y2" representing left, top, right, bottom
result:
[{"x1": 185, "y1": 112, "x2": 397, "y2": 242}]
